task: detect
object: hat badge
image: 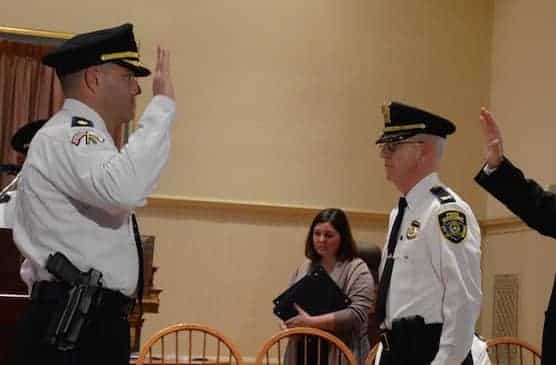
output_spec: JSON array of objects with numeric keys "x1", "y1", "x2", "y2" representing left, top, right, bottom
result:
[{"x1": 381, "y1": 102, "x2": 391, "y2": 124}]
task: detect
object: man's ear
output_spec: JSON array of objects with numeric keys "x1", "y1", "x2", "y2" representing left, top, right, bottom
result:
[{"x1": 83, "y1": 67, "x2": 100, "y2": 93}]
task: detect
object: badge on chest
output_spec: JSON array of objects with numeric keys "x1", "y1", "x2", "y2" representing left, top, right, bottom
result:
[{"x1": 406, "y1": 220, "x2": 421, "y2": 240}]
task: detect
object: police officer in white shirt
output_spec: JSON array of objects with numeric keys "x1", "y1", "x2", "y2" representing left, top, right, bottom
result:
[
  {"x1": 12, "y1": 23, "x2": 176, "y2": 365},
  {"x1": 374, "y1": 102, "x2": 482, "y2": 365}
]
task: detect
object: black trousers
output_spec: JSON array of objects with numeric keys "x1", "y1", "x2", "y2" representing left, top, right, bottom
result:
[
  {"x1": 378, "y1": 350, "x2": 473, "y2": 365},
  {"x1": 14, "y1": 288, "x2": 130, "y2": 365},
  {"x1": 541, "y1": 275, "x2": 556, "y2": 365}
]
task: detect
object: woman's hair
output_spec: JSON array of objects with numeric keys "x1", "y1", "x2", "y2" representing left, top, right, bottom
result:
[{"x1": 304, "y1": 208, "x2": 358, "y2": 262}]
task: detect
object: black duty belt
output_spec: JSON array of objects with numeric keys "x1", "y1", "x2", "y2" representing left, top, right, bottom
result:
[
  {"x1": 379, "y1": 322, "x2": 442, "y2": 353},
  {"x1": 380, "y1": 322, "x2": 473, "y2": 365},
  {"x1": 31, "y1": 281, "x2": 133, "y2": 317}
]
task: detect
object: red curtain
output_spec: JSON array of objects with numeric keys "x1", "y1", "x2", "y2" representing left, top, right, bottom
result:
[{"x1": 0, "y1": 40, "x2": 64, "y2": 186}]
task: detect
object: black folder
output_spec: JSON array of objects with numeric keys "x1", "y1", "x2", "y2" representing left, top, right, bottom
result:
[{"x1": 273, "y1": 264, "x2": 351, "y2": 321}]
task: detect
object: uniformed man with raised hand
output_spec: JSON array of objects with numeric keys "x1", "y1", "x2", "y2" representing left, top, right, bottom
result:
[
  {"x1": 375, "y1": 102, "x2": 482, "y2": 365},
  {"x1": 13, "y1": 23, "x2": 175, "y2": 365}
]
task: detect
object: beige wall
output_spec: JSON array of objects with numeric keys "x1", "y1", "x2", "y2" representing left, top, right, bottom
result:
[
  {"x1": 2, "y1": 0, "x2": 496, "y2": 359},
  {"x1": 481, "y1": 227, "x2": 555, "y2": 344}
]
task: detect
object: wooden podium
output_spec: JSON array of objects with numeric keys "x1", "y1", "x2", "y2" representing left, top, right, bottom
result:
[
  {"x1": 0, "y1": 228, "x2": 27, "y2": 365},
  {"x1": 0, "y1": 228, "x2": 161, "y2": 363}
]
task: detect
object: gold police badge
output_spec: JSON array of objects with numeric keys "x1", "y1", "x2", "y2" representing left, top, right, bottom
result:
[
  {"x1": 406, "y1": 220, "x2": 420, "y2": 240},
  {"x1": 438, "y1": 210, "x2": 467, "y2": 243}
]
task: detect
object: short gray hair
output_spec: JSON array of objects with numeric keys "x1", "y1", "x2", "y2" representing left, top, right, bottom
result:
[{"x1": 417, "y1": 134, "x2": 446, "y2": 159}]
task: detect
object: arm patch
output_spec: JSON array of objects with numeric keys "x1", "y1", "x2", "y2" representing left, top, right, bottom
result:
[
  {"x1": 438, "y1": 210, "x2": 467, "y2": 243},
  {"x1": 71, "y1": 130, "x2": 105, "y2": 146},
  {"x1": 430, "y1": 186, "x2": 456, "y2": 204}
]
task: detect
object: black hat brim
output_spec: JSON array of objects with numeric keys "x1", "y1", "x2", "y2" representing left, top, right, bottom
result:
[{"x1": 114, "y1": 60, "x2": 151, "y2": 77}]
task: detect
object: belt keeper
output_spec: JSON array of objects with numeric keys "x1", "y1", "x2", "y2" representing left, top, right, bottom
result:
[{"x1": 380, "y1": 332, "x2": 391, "y2": 352}]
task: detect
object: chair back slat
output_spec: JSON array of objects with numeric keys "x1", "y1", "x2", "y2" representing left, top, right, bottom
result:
[
  {"x1": 175, "y1": 332, "x2": 179, "y2": 364},
  {"x1": 277, "y1": 338, "x2": 282, "y2": 365}
]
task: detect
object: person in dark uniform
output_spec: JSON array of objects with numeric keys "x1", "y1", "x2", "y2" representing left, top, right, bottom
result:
[
  {"x1": 0, "y1": 120, "x2": 47, "y2": 285},
  {"x1": 474, "y1": 107, "x2": 555, "y2": 365},
  {"x1": 10, "y1": 119, "x2": 47, "y2": 164},
  {"x1": 12, "y1": 23, "x2": 176, "y2": 365},
  {"x1": 375, "y1": 102, "x2": 481, "y2": 365},
  {"x1": 0, "y1": 119, "x2": 46, "y2": 204}
]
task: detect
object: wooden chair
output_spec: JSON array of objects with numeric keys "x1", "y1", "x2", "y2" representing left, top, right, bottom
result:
[
  {"x1": 254, "y1": 327, "x2": 356, "y2": 365},
  {"x1": 364, "y1": 343, "x2": 380, "y2": 365},
  {"x1": 486, "y1": 336, "x2": 541, "y2": 365},
  {"x1": 135, "y1": 323, "x2": 243, "y2": 365}
]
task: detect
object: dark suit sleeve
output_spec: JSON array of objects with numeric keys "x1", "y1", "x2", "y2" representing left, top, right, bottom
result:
[{"x1": 475, "y1": 157, "x2": 556, "y2": 238}]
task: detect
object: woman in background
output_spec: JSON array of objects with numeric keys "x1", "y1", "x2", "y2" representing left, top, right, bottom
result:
[{"x1": 283, "y1": 208, "x2": 375, "y2": 365}]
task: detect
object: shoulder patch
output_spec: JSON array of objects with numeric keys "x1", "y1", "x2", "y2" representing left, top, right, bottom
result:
[
  {"x1": 71, "y1": 116, "x2": 94, "y2": 128},
  {"x1": 438, "y1": 210, "x2": 467, "y2": 243},
  {"x1": 71, "y1": 130, "x2": 105, "y2": 146},
  {"x1": 430, "y1": 186, "x2": 456, "y2": 204}
]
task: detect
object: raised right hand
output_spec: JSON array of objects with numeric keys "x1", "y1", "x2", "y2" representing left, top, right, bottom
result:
[
  {"x1": 479, "y1": 107, "x2": 504, "y2": 169},
  {"x1": 152, "y1": 46, "x2": 174, "y2": 99}
]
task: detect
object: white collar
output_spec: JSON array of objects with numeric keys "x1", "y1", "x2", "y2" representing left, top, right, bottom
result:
[{"x1": 404, "y1": 172, "x2": 441, "y2": 209}]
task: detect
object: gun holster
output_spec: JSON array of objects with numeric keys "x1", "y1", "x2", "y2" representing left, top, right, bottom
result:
[{"x1": 42, "y1": 252, "x2": 104, "y2": 351}]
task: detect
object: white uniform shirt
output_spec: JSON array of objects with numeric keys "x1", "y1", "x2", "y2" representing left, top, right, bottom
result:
[
  {"x1": 0, "y1": 191, "x2": 16, "y2": 228},
  {"x1": 13, "y1": 95, "x2": 175, "y2": 296},
  {"x1": 379, "y1": 173, "x2": 482, "y2": 365},
  {"x1": 471, "y1": 335, "x2": 491, "y2": 365}
]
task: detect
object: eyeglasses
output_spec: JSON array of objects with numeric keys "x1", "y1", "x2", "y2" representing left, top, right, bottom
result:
[{"x1": 380, "y1": 141, "x2": 424, "y2": 153}]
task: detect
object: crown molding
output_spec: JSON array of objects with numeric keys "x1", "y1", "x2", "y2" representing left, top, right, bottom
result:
[
  {"x1": 142, "y1": 194, "x2": 529, "y2": 235},
  {"x1": 142, "y1": 194, "x2": 388, "y2": 228}
]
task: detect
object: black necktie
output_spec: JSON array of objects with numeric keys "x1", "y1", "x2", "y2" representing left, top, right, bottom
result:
[
  {"x1": 131, "y1": 214, "x2": 144, "y2": 313},
  {"x1": 375, "y1": 197, "x2": 407, "y2": 325}
]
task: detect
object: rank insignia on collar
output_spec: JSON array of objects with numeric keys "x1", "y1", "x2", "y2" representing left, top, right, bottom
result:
[
  {"x1": 406, "y1": 220, "x2": 420, "y2": 240},
  {"x1": 71, "y1": 116, "x2": 94, "y2": 127},
  {"x1": 71, "y1": 130, "x2": 105, "y2": 146},
  {"x1": 438, "y1": 210, "x2": 467, "y2": 243}
]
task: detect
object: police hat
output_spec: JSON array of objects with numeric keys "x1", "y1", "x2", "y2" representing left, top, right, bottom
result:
[
  {"x1": 11, "y1": 119, "x2": 47, "y2": 154},
  {"x1": 376, "y1": 101, "x2": 456, "y2": 144},
  {"x1": 42, "y1": 23, "x2": 150, "y2": 77}
]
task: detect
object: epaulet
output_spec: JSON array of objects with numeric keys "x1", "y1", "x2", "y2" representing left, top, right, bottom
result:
[
  {"x1": 71, "y1": 116, "x2": 94, "y2": 128},
  {"x1": 430, "y1": 186, "x2": 456, "y2": 204}
]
